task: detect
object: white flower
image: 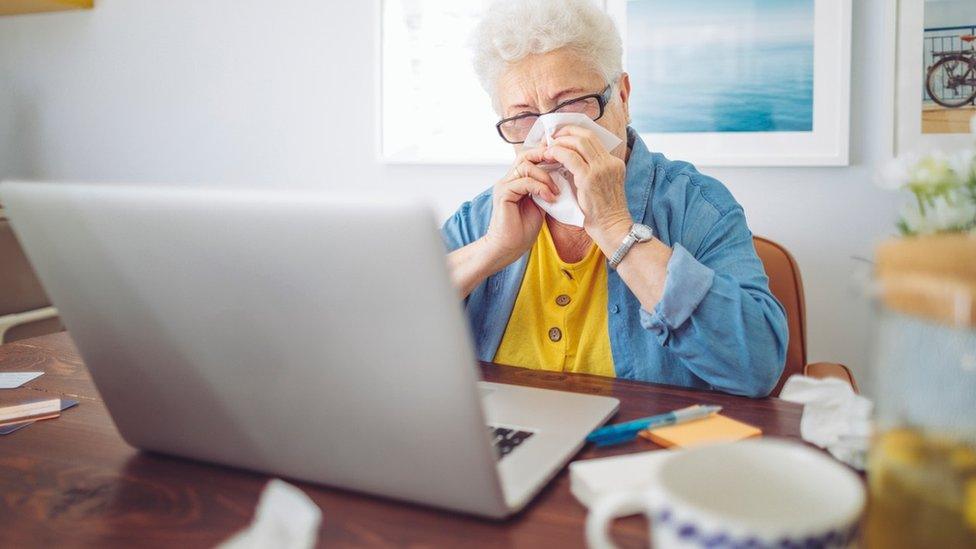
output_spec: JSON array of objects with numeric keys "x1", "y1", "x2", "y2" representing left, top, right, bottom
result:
[
  {"x1": 880, "y1": 143, "x2": 976, "y2": 236},
  {"x1": 876, "y1": 154, "x2": 915, "y2": 190},
  {"x1": 908, "y1": 151, "x2": 960, "y2": 190},
  {"x1": 900, "y1": 193, "x2": 976, "y2": 235},
  {"x1": 948, "y1": 148, "x2": 976, "y2": 184}
]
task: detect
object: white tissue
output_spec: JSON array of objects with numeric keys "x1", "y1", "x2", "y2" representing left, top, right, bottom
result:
[
  {"x1": 522, "y1": 112, "x2": 623, "y2": 227},
  {"x1": 218, "y1": 479, "x2": 322, "y2": 549},
  {"x1": 780, "y1": 375, "x2": 873, "y2": 470}
]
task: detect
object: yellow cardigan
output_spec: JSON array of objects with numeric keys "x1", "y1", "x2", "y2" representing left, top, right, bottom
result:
[{"x1": 494, "y1": 222, "x2": 614, "y2": 377}]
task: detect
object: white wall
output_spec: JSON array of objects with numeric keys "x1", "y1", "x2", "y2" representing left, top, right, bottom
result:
[{"x1": 0, "y1": 0, "x2": 903, "y2": 380}]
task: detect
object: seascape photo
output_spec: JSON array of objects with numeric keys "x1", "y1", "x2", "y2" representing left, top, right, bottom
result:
[{"x1": 626, "y1": 0, "x2": 815, "y2": 133}]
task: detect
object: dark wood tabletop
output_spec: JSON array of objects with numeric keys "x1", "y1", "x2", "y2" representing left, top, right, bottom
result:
[{"x1": 0, "y1": 332, "x2": 803, "y2": 548}]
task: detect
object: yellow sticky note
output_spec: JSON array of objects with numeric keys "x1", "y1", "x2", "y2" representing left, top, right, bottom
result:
[{"x1": 639, "y1": 414, "x2": 761, "y2": 448}]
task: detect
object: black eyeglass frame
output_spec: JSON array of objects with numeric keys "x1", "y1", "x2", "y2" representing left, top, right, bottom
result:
[{"x1": 494, "y1": 84, "x2": 614, "y2": 144}]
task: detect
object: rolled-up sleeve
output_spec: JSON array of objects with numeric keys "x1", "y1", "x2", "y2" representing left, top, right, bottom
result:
[
  {"x1": 640, "y1": 207, "x2": 788, "y2": 397},
  {"x1": 641, "y1": 244, "x2": 714, "y2": 333}
]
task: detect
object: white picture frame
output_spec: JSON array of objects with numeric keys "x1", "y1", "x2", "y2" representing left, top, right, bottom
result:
[
  {"x1": 894, "y1": 0, "x2": 976, "y2": 156},
  {"x1": 605, "y1": 0, "x2": 851, "y2": 167}
]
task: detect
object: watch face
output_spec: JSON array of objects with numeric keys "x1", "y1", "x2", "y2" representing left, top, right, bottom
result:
[{"x1": 632, "y1": 224, "x2": 654, "y2": 241}]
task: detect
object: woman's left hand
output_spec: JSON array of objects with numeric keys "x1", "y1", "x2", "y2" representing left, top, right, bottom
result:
[{"x1": 544, "y1": 125, "x2": 632, "y2": 241}]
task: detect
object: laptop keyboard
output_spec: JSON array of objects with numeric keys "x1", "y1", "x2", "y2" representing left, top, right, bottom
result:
[{"x1": 488, "y1": 426, "x2": 534, "y2": 460}]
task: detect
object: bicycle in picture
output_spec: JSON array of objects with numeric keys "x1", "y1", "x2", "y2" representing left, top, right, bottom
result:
[{"x1": 926, "y1": 34, "x2": 976, "y2": 108}]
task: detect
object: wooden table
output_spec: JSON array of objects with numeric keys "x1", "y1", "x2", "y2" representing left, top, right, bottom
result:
[{"x1": 0, "y1": 333, "x2": 803, "y2": 548}]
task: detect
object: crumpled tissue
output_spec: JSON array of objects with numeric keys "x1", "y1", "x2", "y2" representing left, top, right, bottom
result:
[
  {"x1": 218, "y1": 479, "x2": 322, "y2": 549},
  {"x1": 780, "y1": 375, "x2": 873, "y2": 470},
  {"x1": 522, "y1": 112, "x2": 623, "y2": 227}
]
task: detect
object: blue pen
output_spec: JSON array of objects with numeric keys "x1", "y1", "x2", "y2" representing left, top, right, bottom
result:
[{"x1": 587, "y1": 404, "x2": 722, "y2": 447}]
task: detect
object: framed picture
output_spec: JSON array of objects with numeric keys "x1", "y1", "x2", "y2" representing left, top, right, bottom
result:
[
  {"x1": 894, "y1": 0, "x2": 976, "y2": 156},
  {"x1": 605, "y1": 0, "x2": 851, "y2": 166},
  {"x1": 379, "y1": 0, "x2": 850, "y2": 166}
]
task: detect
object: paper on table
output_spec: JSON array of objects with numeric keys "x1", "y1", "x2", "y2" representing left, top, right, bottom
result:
[
  {"x1": 523, "y1": 113, "x2": 623, "y2": 227},
  {"x1": 569, "y1": 450, "x2": 672, "y2": 510},
  {"x1": 639, "y1": 414, "x2": 762, "y2": 448},
  {"x1": 0, "y1": 371, "x2": 43, "y2": 389},
  {"x1": 218, "y1": 479, "x2": 322, "y2": 549},
  {"x1": 0, "y1": 399, "x2": 78, "y2": 435}
]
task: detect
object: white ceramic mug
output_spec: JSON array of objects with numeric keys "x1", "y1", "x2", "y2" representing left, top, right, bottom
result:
[{"x1": 585, "y1": 439, "x2": 865, "y2": 549}]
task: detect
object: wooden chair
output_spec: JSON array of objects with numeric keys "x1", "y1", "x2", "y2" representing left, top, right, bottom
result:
[{"x1": 754, "y1": 236, "x2": 858, "y2": 395}]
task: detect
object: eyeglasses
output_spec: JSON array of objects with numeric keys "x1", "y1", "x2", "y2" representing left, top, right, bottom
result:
[{"x1": 495, "y1": 84, "x2": 614, "y2": 144}]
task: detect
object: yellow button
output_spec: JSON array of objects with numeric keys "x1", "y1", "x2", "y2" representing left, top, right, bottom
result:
[
  {"x1": 555, "y1": 294, "x2": 571, "y2": 307},
  {"x1": 548, "y1": 327, "x2": 562, "y2": 342}
]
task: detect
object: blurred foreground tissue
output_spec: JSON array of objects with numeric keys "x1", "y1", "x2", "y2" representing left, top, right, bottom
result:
[
  {"x1": 523, "y1": 113, "x2": 623, "y2": 227},
  {"x1": 218, "y1": 479, "x2": 322, "y2": 549},
  {"x1": 780, "y1": 375, "x2": 873, "y2": 470}
]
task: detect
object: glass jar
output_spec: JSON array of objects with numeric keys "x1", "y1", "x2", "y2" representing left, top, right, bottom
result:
[{"x1": 864, "y1": 235, "x2": 976, "y2": 548}]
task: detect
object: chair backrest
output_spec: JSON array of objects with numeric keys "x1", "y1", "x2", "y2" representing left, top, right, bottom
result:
[{"x1": 753, "y1": 236, "x2": 806, "y2": 396}]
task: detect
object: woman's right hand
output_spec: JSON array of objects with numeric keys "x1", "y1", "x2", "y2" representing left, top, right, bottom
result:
[{"x1": 483, "y1": 147, "x2": 560, "y2": 264}]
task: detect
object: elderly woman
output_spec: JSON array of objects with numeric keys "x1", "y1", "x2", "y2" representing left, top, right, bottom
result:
[{"x1": 443, "y1": 0, "x2": 788, "y2": 397}]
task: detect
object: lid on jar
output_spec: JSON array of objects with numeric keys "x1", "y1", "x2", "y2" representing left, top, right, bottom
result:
[{"x1": 876, "y1": 235, "x2": 976, "y2": 327}]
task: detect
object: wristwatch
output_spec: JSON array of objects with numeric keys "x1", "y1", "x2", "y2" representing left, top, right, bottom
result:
[{"x1": 608, "y1": 223, "x2": 654, "y2": 269}]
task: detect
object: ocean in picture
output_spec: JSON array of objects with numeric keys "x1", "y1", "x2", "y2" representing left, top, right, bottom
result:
[{"x1": 626, "y1": 0, "x2": 814, "y2": 133}]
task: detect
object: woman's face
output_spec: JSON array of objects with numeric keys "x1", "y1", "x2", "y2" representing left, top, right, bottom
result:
[{"x1": 495, "y1": 47, "x2": 631, "y2": 161}]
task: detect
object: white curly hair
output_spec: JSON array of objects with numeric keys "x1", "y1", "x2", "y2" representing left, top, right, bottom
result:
[{"x1": 471, "y1": 0, "x2": 623, "y2": 106}]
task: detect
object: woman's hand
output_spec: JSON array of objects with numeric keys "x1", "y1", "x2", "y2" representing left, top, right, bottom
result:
[
  {"x1": 544, "y1": 125, "x2": 632, "y2": 251},
  {"x1": 483, "y1": 146, "x2": 560, "y2": 264},
  {"x1": 446, "y1": 147, "x2": 559, "y2": 298},
  {"x1": 545, "y1": 125, "x2": 673, "y2": 311}
]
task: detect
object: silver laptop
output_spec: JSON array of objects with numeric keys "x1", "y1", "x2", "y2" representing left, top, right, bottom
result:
[{"x1": 0, "y1": 181, "x2": 618, "y2": 518}]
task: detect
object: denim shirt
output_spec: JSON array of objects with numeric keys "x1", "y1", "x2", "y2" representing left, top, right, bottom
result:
[{"x1": 441, "y1": 128, "x2": 788, "y2": 397}]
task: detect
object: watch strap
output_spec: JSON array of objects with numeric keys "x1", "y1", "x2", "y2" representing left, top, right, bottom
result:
[
  {"x1": 608, "y1": 231, "x2": 638, "y2": 270},
  {"x1": 608, "y1": 224, "x2": 653, "y2": 269}
]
